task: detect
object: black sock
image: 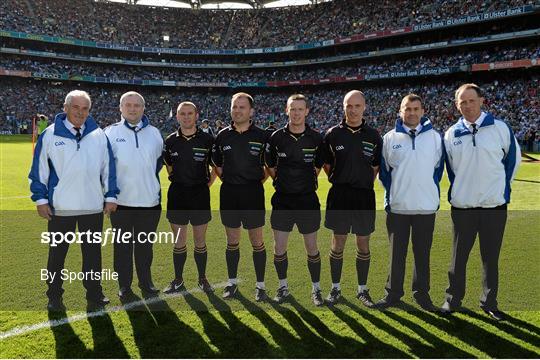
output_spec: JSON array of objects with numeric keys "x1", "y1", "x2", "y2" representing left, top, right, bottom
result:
[
  {"x1": 329, "y1": 250, "x2": 343, "y2": 284},
  {"x1": 194, "y1": 244, "x2": 208, "y2": 279},
  {"x1": 252, "y1": 243, "x2": 266, "y2": 283},
  {"x1": 273, "y1": 252, "x2": 288, "y2": 280},
  {"x1": 307, "y1": 252, "x2": 321, "y2": 284},
  {"x1": 173, "y1": 245, "x2": 187, "y2": 280},
  {"x1": 226, "y1": 243, "x2": 240, "y2": 280},
  {"x1": 356, "y1": 250, "x2": 370, "y2": 286}
]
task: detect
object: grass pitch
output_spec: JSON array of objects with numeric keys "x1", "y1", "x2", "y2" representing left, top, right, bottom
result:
[{"x1": 0, "y1": 135, "x2": 539, "y2": 358}]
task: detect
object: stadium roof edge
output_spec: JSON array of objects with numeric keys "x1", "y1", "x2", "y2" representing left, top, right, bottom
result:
[{"x1": 105, "y1": 0, "x2": 327, "y2": 9}]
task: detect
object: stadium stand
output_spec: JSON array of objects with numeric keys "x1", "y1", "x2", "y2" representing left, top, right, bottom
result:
[{"x1": 0, "y1": 0, "x2": 535, "y2": 49}]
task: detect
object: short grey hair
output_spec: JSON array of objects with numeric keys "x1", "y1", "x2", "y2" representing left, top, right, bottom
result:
[
  {"x1": 64, "y1": 90, "x2": 91, "y2": 108},
  {"x1": 120, "y1": 91, "x2": 145, "y2": 107}
]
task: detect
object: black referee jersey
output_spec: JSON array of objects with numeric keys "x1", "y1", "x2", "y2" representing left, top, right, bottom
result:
[
  {"x1": 265, "y1": 125, "x2": 324, "y2": 194},
  {"x1": 212, "y1": 122, "x2": 268, "y2": 184},
  {"x1": 163, "y1": 127, "x2": 214, "y2": 185},
  {"x1": 323, "y1": 119, "x2": 382, "y2": 189}
]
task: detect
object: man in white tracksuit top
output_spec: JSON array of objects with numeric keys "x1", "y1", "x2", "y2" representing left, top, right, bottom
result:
[
  {"x1": 378, "y1": 94, "x2": 444, "y2": 311},
  {"x1": 29, "y1": 90, "x2": 119, "y2": 312},
  {"x1": 104, "y1": 91, "x2": 163, "y2": 301},
  {"x1": 441, "y1": 83, "x2": 521, "y2": 321}
]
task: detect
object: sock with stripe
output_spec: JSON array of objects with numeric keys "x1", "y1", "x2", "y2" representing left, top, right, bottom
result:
[
  {"x1": 252, "y1": 243, "x2": 266, "y2": 284},
  {"x1": 274, "y1": 252, "x2": 288, "y2": 282},
  {"x1": 173, "y1": 245, "x2": 187, "y2": 280},
  {"x1": 356, "y1": 250, "x2": 370, "y2": 286},
  {"x1": 226, "y1": 243, "x2": 240, "y2": 280},
  {"x1": 194, "y1": 244, "x2": 208, "y2": 279},
  {"x1": 307, "y1": 252, "x2": 321, "y2": 284},
  {"x1": 329, "y1": 249, "x2": 344, "y2": 285}
]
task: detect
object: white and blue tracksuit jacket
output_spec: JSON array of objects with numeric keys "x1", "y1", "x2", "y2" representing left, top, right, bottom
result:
[
  {"x1": 28, "y1": 113, "x2": 119, "y2": 216},
  {"x1": 379, "y1": 117, "x2": 444, "y2": 214},
  {"x1": 104, "y1": 116, "x2": 163, "y2": 207},
  {"x1": 444, "y1": 112, "x2": 521, "y2": 208}
]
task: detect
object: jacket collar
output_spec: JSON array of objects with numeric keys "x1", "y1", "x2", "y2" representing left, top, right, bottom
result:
[
  {"x1": 53, "y1": 112, "x2": 98, "y2": 139},
  {"x1": 454, "y1": 112, "x2": 495, "y2": 138},
  {"x1": 395, "y1": 116, "x2": 433, "y2": 135},
  {"x1": 122, "y1": 114, "x2": 149, "y2": 131}
]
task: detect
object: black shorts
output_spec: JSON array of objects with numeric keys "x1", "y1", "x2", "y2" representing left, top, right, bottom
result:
[
  {"x1": 220, "y1": 182, "x2": 265, "y2": 229},
  {"x1": 271, "y1": 192, "x2": 321, "y2": 234},
  {"x1": 166, "y1": 183, "x2": 211, "y2": 226},
  {"x1": 324, "y1": 185, "x2": 376, "y2": 236}
]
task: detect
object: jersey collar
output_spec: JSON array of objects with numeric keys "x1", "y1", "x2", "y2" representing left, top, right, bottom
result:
[
  {"x1": 341, "y1": 118, "x2": 365, "y2": 133},
  {"x1": 176, "y1": 126, "x2": 201, "y2": 140},
  {"x1": 231, "y1": 120, "x2": 254, "y2": 133}
]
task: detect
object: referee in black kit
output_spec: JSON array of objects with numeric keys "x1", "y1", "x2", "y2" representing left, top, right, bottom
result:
[
  {"x1": 265, "y1": 94, "x2": 325, "y2": 306},
  {"x1": 212, "y1": 92, "x2": 269, "y2": 301},
  {"x1": 322, "y1": 90, "x2": 382, "y2": 307},
  {"x1": 162, "y1": 102, "x2": 216, "y2": 294}
]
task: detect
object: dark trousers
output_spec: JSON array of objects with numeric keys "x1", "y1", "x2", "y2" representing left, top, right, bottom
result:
[
  {"x1": 110, "y1": 205, "x2": 161, "y2": 290},
  {"x1": 46, "y1": 212, "x2": 104, "y2": 302},
  {"x1": 384, "y1": 212, "x2": 435, "y2": 301},
  {"x1": 446, "y1": 205, "x2": 507, "y2": 310}
]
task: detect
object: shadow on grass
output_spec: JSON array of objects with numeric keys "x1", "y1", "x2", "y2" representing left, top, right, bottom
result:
[
  {"x1": 125, "y1": 294, "x2": 214, "y2": 358},
  {"x1": 381, "y1": 307, "x2": 473, "y2": 358},
  {"x1": 398, "y1": 303, "x2": 540, "y2": 358},
  {"x1": 183, "y1": 290, "x2": 274, "y2": 357},
  {"x1": 340, "y1": 296, "x2": 450, "y2": 357},
  {"x1": 48, "y1": 310, "x2": 90, "y2": 358},
  {"x1": 288, "y1": 296, "x2": 410, "y2": 358},
  {"x1": 236, "y1": 292, "x2": 339, "y2": 358},
  {"x1": 88, "y1": 312, "x2": 130, "y2": 357},
  {"x1": 47, "y1": 295, "x2": 540, "y2": 358}
]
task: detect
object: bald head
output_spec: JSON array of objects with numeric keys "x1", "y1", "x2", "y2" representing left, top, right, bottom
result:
[
  {"x1": 343, "y1": 90, "x2": 365, "y2": 105},
  {"x1": 343, "y1": 90, "x2": 366, "y2": 126}
]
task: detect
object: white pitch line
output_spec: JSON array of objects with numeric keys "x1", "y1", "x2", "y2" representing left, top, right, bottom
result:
[{"x1": 0, "y1": 281, "x2": 231, "y2": 341}]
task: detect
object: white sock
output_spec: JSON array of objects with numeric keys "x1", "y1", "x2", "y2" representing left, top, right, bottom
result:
[
  {"x1": 228, "y1": 278, "x2": 238, "y2": 285},
  {"x1": 312, "y1": 282, "x2": 321, "y2": 291},
  {"x1": 332, "y1": 283, "x2": 341, "y2": 290},
  {"x1": 279, "y1": 278, "x2": 288, "y2": 288},
  {"x1": 358, "y1": 284, "x2": 368, "y2": 293},
  {"x1": 256, "y1": 281, "x2": 265, "y2": 290}
]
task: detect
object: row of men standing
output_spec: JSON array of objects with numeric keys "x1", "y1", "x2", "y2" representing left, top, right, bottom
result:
[{"x1": 29, "y1": 85, "x2": 520, "y2": 320}]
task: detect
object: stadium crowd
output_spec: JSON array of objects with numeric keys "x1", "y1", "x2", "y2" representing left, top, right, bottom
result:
[
  {"x1": 1, "y1": 45, "x2": 537, "y2": 83},
  {"x1": 1, "y1": 76, "x2": 537, "y2": 148},
  {"x1": 0, "y1": 0, "x2": 533, "y2": 49}
]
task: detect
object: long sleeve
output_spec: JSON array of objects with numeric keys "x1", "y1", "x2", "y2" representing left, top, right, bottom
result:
[{"x1": 28, "y1": 131, "x2": 50, "y2": 205}]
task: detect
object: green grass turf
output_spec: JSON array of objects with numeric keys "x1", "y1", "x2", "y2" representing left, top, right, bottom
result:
[{"x1": 1, "y1": 134, "x2": 539, "y2": 358}]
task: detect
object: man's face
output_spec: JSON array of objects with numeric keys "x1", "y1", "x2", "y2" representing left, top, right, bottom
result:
[
  {"x1": 456, "y1": 88, "x2": 484, "y2": 122},
  {"x1": 177, "y1": 104, "x2": 198, "y2": 130},
  {"x1": 344, "y1": 93, "x2": 366, "y2": 124},
  {"x1": 120, "y1": 95, "x2": 145, "y2": 124},
  {"x1": 287, "y1": 99, "x2": 309, "y2": 127},
  {"x1": 64, "y1": 96, "x2": 90, "y2": 127},
  {"x1": 399, "y1": 99, "x2": 424, "y2": 128},
  {"x1": 231, "y1": 97, "x2": 253, "y2": 125}
]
